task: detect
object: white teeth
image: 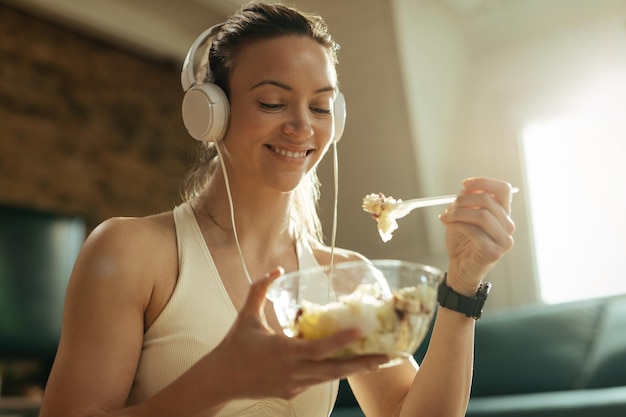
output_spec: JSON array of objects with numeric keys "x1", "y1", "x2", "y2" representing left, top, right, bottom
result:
[{"x1": 270, "y1": 146, "x2": 307, "y2": 159}]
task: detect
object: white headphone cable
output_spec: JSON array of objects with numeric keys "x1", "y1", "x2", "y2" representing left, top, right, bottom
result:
[
  {"x1": 329, "y1": 140, "x2": 339, "y2": 268},
  {"x1": 213, "y1": 141, "x2": 253, "y2": 285}
]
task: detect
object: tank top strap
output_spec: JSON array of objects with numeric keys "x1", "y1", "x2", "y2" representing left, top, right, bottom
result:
[{"x1": 172, "y1": 202, "x2": 195, "y2": 267}]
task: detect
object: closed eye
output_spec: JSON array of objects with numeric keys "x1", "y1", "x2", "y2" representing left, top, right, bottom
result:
[
  {"x1": 311, "y1": 107, "x2": 332, "y2": 115},
  {"x1": 259, "y1": 102, "x2": 284, "y2": 111}
]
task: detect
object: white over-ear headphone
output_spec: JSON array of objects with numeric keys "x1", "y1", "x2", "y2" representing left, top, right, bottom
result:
[{"x1": 180, "y1": 24, "x2": 347, "y2": 143}]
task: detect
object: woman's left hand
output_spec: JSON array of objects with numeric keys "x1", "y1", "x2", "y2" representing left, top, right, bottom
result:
[{"x1": 438, "y1": 177, "x2": 516, "y2": 295}]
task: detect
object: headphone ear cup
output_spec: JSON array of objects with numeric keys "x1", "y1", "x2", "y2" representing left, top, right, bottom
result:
[
  {"x1": 333, "y1": 92, "x2": 346, "y2": 143},
  {"x1": 181, "y1": 82, "x2": 230, "y2": 142}
]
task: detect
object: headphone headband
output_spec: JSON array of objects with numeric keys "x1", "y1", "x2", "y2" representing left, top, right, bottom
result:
[{"x1": 181, "y1": 24, "x2": 224, "y2": 92}]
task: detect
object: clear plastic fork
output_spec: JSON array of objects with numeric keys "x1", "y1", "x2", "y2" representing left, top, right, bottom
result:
[{"x1": 385, "y1": 186, "x2": 520, "y2": 219}]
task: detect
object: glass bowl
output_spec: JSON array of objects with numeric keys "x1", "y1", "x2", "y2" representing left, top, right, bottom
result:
[{"x1": 266, "y1": 259, "x2": 442, "y2": 367}]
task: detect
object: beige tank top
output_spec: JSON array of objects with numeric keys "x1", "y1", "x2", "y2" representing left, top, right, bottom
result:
[{"x1": 126, "y1": 202, "x2": 338, "y2": 416}]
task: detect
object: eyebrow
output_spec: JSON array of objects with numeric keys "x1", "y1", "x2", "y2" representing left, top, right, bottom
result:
[{"x1": 249, "y1": 79, "x2": 336, "y2": 94}]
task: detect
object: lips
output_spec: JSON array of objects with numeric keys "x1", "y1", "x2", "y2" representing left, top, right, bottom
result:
[{"x1": 267, "y1": 145, "x2": 311, "y2": 159}]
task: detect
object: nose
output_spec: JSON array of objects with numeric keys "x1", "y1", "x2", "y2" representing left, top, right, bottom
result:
[{"x1": 282, "y1": 107, "x2": 314, "y2": 139}]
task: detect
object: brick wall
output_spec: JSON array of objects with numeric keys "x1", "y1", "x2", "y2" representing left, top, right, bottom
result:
[{"x1": 0, "y1": 5, "x2": 197, "y2": 231}]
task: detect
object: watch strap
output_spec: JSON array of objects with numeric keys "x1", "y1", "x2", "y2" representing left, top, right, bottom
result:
[{"x1": 437, "y1": 273, "x2": 491, "y2": 320}]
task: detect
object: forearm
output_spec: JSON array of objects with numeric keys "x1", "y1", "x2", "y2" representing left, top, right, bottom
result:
[{"x1": 398, "y1": 307, "x2": 475, "y2": 417}]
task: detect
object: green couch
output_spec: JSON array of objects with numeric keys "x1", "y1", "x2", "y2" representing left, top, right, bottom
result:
[{"x1": 331, "y1": 294, "x2": 626, "y2": 417}]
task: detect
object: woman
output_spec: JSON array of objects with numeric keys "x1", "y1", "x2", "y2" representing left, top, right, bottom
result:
[{"x1": 40, "y1": 3, "x2": 515, "y2": 417}]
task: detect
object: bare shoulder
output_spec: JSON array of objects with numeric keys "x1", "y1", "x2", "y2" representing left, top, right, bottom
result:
[
  {"x1": 71, "y1": 211, "x2": 178, "y2": 319},
  {"x1": 82, "y1": 212, "x2": 176, "y2": 274},
  {"x1": 86, "y1": 211, "x2": 175, "y2": 256},
  {"x1": 309, "y1": 241, "x2": 369, "y2": 266}
]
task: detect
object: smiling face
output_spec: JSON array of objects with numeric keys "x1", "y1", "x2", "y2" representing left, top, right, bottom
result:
[{"x1": 222, "y1": 35, "x2": 339, "y2": 194}]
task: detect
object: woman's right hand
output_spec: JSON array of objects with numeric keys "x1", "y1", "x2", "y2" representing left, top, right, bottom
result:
[{"x1": 203, "y1": 267, "x2": 389, "y2": 401}]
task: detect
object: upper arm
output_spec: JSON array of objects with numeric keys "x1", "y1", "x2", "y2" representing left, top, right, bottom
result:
[
  {"x1": 348, "y1": 358, "x2": 418, "y2": 417},
  {"x1": 41, "y1": 216, "x2": 176, "y2": 417}
]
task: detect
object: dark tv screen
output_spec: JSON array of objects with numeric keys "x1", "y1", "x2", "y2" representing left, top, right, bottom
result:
[{"x1": 0, "y1": 204, "x2": 85, "y2": 358}]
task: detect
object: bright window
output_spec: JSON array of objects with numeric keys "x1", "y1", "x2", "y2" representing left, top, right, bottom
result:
[{"x1": 522, "y1": 73, "x2": 626, "y2": 304}]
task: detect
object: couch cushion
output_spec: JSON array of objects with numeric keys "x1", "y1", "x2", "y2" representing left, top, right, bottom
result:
[
  {"x1": 471, "y1": 298, "x2": 602, "y2": 396},
  {"x1": 467, "y1": 385, "x2": 626, "y2": 417},
  {"x1": 575, "y1": 294, "x2": 626, "y2": 388}
]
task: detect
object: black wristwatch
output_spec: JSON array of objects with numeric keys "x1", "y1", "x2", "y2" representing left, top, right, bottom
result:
[{"x1": 437, "y1": 273, "x2": 491, "y2": 320}]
